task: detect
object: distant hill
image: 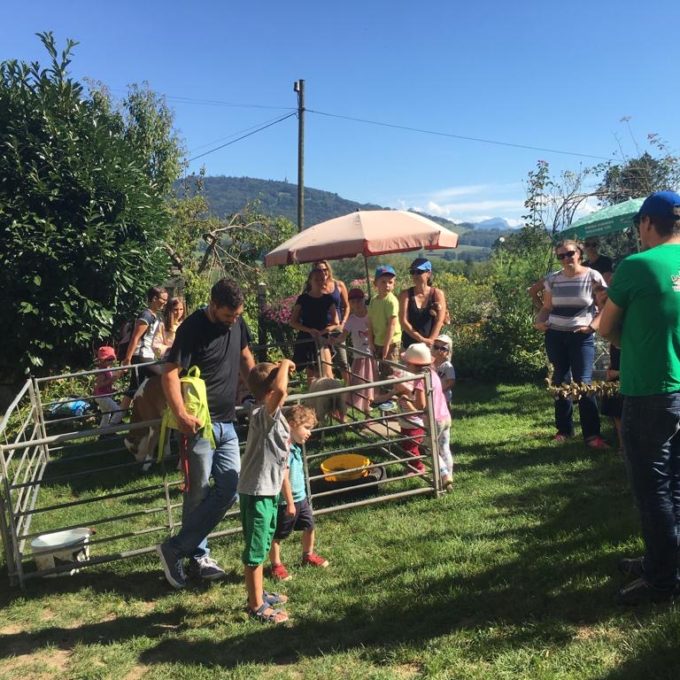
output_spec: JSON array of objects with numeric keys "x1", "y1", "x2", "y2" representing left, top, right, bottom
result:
[
  {"x1": 458, "y1": 228, "x2": 509, "y2": 248},
  {"x1": 176, "y1": 175, "x2": 471, "y2": 233}
]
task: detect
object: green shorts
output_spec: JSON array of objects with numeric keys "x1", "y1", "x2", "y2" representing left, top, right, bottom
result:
[{"x1": 240, "y1": 494, "x2": 279, "y2": 566}]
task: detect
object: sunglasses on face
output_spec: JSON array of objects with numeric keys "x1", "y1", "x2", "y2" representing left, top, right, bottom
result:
[
  {"x1": 556, "y1": 250, "x2": 577, "y2": 260},
  {"x1": 433, "y1": 344, "x2": 448, "y2": 351}
]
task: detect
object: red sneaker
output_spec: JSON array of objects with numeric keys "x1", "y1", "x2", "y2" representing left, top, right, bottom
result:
[
  {"x1": 586, "y1": 436, "x2": 610, "y2": 450},
  {"x1": 302, "y1": 552, "x2": 329, "y2": 568},
  {"x1": 269, "y1": 562, "x2": 291, "y2": 581}
]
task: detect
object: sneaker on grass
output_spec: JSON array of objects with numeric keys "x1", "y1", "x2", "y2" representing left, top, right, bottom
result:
[
  {"x1": 618, "y1": 556, "x2": 644, "y2": 580},
  {"x1": 302, "y1": 552, "x2": 329, "y2": 568},
  {"x1": 586, "y1": 435, "x2": 610, "y2": 450},
  {"x1": 156, "y1": 542, "x2": 186, "y2": 589},
  {"x1": 617, "y1": 577, "x2": 676, "y2": 606},
  {"x1": 270, "y1": 562, "x2": 292, "y2": 581},
  {"x1": 187, "y1": 555, "x2": 226, "y2": 581}
]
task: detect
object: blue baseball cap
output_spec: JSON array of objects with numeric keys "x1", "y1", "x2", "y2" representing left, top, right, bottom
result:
[
  {"x1": 409, "y1": 257, "x2": 432, "y2": 273},
  {"x1": 637, "y1": 191, "x2": 680, "y2": 221},
  {"x1": 375, "y1": 264, "x2": 396, "y2": 278}
]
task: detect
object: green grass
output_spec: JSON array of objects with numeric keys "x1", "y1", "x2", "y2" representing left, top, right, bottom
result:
[{"x1": 1, "y1": 382, "x2": 679, "y2": 679}]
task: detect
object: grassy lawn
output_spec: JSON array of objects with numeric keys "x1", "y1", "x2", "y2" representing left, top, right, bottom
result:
[{"x1": 1, "y1": 382, "x2": 679, "y2": 679}]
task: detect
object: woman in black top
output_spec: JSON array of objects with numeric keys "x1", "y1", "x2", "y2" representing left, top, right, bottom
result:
[
  {"x1": 398, "y1": 257, "x2": 447, "y2": 349},
  {"x1": 289, "y1": 267, "x2": 339, "y2": 385}
]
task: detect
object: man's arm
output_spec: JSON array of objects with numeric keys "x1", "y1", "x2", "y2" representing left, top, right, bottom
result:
[
  {"x1": 161, "y1": 363, "x2": 201, "y2": 434},
  {"x1": 598, "y1": 299, "x2": 624, "y2": 347},
  {"x1": 240, "y1": 345, "x2": 256, "y2": 383}
]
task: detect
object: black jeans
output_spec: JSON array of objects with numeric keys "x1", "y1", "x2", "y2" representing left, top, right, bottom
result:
[{"x1": 623, "y1": 393, "x2": 680, "y2": 591}]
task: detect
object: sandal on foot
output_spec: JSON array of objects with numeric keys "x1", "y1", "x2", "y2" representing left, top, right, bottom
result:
[
  {"x1": 263, "y1": 590, "x2": 288, "y2": 605},
  {"x1": 248, "y1": 602, "x2": 288, "y2": 624}
]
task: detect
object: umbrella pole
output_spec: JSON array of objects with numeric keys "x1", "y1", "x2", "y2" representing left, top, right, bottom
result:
[{"x1": 364, "y1": 256, "x2": 372, "y2": 301}]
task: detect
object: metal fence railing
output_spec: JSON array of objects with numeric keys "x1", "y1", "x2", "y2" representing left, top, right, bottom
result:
[{"x1": 0, "y1": 344, "x2": 443, "y2": 588}]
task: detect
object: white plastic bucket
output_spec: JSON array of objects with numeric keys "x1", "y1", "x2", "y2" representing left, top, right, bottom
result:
[{"x1": 31, "y1": 528, "x2": 91, "y2": 577}]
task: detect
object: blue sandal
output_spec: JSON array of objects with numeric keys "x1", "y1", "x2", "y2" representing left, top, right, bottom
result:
[
  {"x1": 263, "y1": 590, "x2": 288, "y2": 605},
  {"x1": 248, "y1": 602, "x2": 288, "y2": 624}
]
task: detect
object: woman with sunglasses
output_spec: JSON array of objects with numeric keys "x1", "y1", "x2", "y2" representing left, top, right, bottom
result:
[
  {"x1": 535, "y1": 240, "x2": 609, "y2": 448},
  {"x1": 310, "y1": 260, "x2": 350, "y2": 381},
  {"x1": 290, "y1": 266, "x2": 340, "y2": 385},
  {"x1": 398, "y1": 257, "x2": 447, "y2": 349}
]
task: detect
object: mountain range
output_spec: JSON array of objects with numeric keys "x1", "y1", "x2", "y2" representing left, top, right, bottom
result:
[{"x1": 176, "y1": 175, "x2": 516, "y2": 249}]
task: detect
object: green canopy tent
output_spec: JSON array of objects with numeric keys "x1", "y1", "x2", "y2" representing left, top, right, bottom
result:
[{"x1": 555, "y1": 197, "x2": 644, "y2": 242}]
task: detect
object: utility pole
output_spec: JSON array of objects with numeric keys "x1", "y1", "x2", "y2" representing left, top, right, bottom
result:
[{"x1": 294, "y1": 79, "x2": 305, "y2": 232}]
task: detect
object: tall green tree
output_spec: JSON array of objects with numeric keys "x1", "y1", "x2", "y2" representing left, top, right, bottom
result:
[
  {"x1": 598, "y1": 143, "x2": 680, "y2": 205},
  {"x1": 0, "y1": 33, "x2": 183, "y2": 380}
]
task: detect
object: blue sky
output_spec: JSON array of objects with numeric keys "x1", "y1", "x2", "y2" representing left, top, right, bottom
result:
[{"x1": 3, "y1": 1, "x2": 679, "y2": 225}]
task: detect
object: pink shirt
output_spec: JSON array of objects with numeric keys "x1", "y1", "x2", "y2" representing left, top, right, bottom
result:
[
  {"x1": 94, "y1": 370, "x2": 116, "y2": 397},
  {"x1": 402, "y1": 367, "x2": 450, "y2": 427},
  {"x1": 429, "y1": 367, "x2": 451, "y2": 423}
]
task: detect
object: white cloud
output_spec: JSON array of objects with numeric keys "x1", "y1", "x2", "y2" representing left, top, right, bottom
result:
[{"x1": 395, "y1": 182, "x2": 526, "y2": 224}]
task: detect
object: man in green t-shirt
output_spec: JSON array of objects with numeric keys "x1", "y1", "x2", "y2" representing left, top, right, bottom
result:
[{"x1": 600, "y1": 190, "x2": 680, "y2": 605}]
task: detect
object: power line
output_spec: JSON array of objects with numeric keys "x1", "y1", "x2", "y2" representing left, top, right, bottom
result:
[
  {"x1": 307, "y1": 109, "x2": 611, "y2": 162},
  {"x1": 188, "y1": 113, "x2": 295, "y2": 155},
  {"x1": 165, "y1": 94, "x2": 295, "y2": 112},
  {"x1": 186, "y1": 112, "x2": 297, "y2": 162},
  {"x1": 106, "y1": 87, "x2": 293, "y2": 111}
]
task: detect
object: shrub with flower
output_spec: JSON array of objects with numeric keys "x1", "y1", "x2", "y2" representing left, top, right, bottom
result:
[{"x1": 260, "y1": 295, "x2": 298, "y2": 352}]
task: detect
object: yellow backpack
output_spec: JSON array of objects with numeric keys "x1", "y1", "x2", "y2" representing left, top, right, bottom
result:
[{"x1": 157, "y1": 366, "x2": 215, "y2": 461}]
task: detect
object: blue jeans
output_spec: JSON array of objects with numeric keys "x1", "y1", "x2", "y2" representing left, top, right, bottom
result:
[
  {"x1": 623, "y1": 393, "x2": 680, "y2": 591},
  {"x1": 167, "y1": 421, "x2": 240, "y2": 560},
  {"x1": 545, "y1": 329, "x2": 600, "y2": 440}
]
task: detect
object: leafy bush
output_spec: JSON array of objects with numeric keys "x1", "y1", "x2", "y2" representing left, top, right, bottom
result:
[{"x1": 0, "y1": 34, "x2": 182, "y2": 380}]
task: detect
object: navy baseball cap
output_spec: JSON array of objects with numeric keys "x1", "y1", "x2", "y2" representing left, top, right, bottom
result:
[
  {"x1": 375, "y1": 264, "x2": 396, "y2": 278},
  {"x1": 409, "y1": 257, "x2": 432, "y2": 273},
  {"x1": 637, "y1": 191, "x2": 680, "y2": 221}
]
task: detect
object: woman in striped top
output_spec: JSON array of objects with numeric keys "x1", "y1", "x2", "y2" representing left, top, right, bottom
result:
[{"x1": 535, "y1": 240, "x2": 609, "y2": 449}]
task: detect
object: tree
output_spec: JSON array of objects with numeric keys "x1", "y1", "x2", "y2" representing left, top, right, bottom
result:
[
  {"x1": 0, "y1": 33, "x2": 183, "y2": 380},
  {"x1": 598, "y1": 143, "x2": 680, "y2": 206}
]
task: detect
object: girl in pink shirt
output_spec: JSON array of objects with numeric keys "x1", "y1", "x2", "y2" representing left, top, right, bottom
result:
[{"x1": 395, "y1": 343, "x2": 452, "y2": 488}]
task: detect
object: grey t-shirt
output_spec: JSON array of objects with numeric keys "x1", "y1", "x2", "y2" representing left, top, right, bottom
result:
[
  {"x1": 237, "y1": 405, "x2": 290, "y2": 497},
  {"x1": 133, "y1": 309, "x2": 161, "y2": 359}
]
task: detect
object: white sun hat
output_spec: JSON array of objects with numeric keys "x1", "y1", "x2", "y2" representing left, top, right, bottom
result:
[{"x1": 400, "y1": 343, "x2": 433, "y2": 366}]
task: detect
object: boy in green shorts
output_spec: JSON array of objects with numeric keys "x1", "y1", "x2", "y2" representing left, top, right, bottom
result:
[{"x1": 238, "y1": 359, "x2": 295, "y2": 624}]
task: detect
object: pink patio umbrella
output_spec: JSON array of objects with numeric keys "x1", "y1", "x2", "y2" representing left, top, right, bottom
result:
[{"x1": 264, "y1": 210, "x2": 459, "y2": 268}]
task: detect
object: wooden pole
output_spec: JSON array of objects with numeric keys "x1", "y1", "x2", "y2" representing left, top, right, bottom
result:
[{"x1": 294, "y1": 79, "x2": 305, "y2": 232}]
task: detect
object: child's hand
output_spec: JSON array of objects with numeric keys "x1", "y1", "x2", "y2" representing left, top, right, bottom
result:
[
  {"x1": 285, "y1": 502, "x2": 296, "y2": 517},
  {"x1": 278, "y1": 359, "x2": 296, "y2": 374}
]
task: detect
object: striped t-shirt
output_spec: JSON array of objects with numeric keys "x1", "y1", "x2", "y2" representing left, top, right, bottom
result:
[{"x1": 544, "y1": 268, "x2": 606, "y2": 331}]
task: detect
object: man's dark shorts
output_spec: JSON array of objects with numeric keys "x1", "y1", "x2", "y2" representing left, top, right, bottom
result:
[{"x1": 274, "y1": 498, "x2": 315, "y2": 540}]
